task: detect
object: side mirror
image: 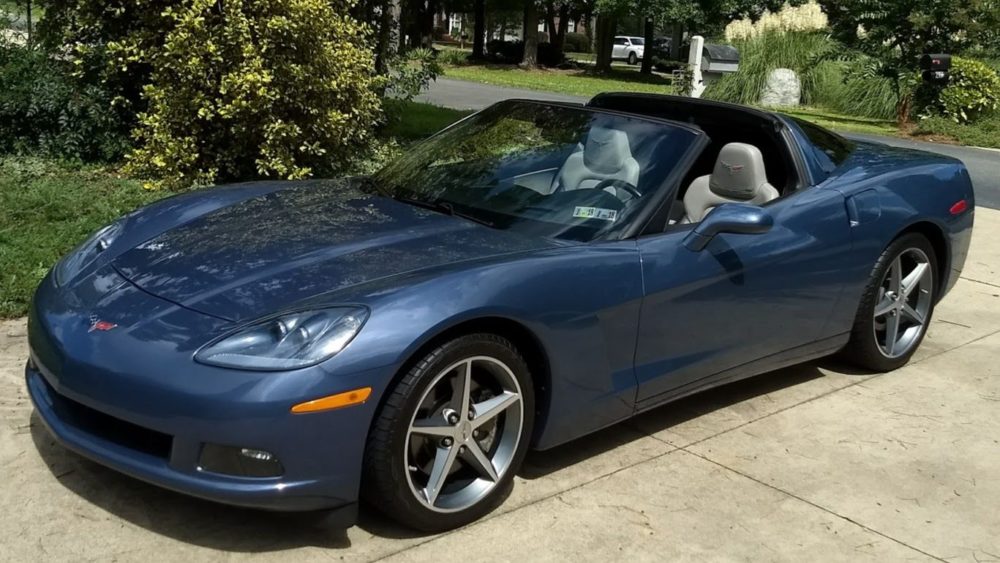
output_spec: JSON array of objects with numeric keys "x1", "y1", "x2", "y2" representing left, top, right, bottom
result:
[{"x1": 683, "y1": 203, "x2": 773, "y2": 252}]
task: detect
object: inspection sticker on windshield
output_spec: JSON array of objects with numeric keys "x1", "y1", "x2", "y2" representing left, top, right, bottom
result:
[{"x1": 573, "y1": 206, "x2": 618, "y2": 221}]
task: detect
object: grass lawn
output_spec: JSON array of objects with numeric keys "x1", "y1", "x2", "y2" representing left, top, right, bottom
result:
[
  {"x1": 384, "y1": 101, "x2": 471, "y2": 141},
  {"x1": 777, "y1": 107, "x2": 898, "y2": 137},
  {"x1": 0, "y1": 158, "x2": 160, "y2": 317},
  {"x1": 443, "y1": 64, "x2": 679, "y2": 98}
]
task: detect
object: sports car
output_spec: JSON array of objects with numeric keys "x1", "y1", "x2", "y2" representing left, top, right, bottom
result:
[{"x1": 26, "y1": 94, "x2": 974, "y2": 532}]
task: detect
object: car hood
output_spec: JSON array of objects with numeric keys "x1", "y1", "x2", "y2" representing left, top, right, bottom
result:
[{"x1": 112, "y1": 179, "x2": 558, "y2": 322}]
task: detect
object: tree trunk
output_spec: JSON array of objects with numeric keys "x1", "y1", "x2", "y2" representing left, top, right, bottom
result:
[
  {"x1": 594, "y1": 14, "x2": 614, "y2": 73},
  {"x1": 544, "y1": 1, "x2": 556, "y2": 45},
  {"x1": 26, "y1": 0, "x2": 32, "y2": 47},
  {"x1": 554, "y1": 3, "x2": 569, "y2": 53},
  {"x1": 522, "y1": 0, "x2": 539, "y2": 67},
  {"x1": 640, "y1": 17, "x2": 654, "y2": 74},
  {"x1": 472, "y1": 0, "x2": 486, "y2": 58},
  {"x1": 670, "y1": 22, "x2": 682, "y2": 60}
]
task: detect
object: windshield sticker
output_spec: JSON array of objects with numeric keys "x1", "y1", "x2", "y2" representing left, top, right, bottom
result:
[{"x1": 573, "y1": 206, "x2": 618, "y2": 222}]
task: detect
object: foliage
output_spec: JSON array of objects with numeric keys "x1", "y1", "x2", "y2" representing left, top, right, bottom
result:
[
  {"x1": 385, "y1": 47, "x2": 442, "y2": 101},
  {"x1": 820, "y1": 0, "x2": 1000, "y2": 76},
  {"x1": 704, "y1": 30, "x2": 838, "y2": 105},
  {"x1": 725, "y1": 1, "x2": 827, "y2": 41},
  {"x1": 916, "y1": 113, "x2": 1000, "y2": 148},
  {"x1": 0, "y1": 156, "x2": 161, "y2": 318},
  {"x1": 564, "y1": 32, "x2": 591, "y2": 54},
  {"x1": 915, "y1": 57, "x2": 1000, "y2": 124},
  {"x1": 120, "y1": 0, "x2": 384, "y2": 191},
  {"x1": 381, "y1": 101, "x2": 471, "y2": 142},
  {"x1": 437, "y1": 47, "x2": 472, "y2": 65},
  {"x1": 802, "y1": 58, "x2": 898, "y2": 120},
  {"x1": 0, "y1": 42, "x2": 130, "y2": 160}
]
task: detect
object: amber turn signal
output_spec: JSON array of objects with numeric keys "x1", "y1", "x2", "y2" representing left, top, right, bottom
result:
[{"x1": 291, "y1": 387, "x2": 372, "y2": 414}]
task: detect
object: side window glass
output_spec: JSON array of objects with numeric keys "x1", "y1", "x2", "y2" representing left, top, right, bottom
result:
[{"x1": 792, "y1": 118, "x2": 854, "y2": 175}]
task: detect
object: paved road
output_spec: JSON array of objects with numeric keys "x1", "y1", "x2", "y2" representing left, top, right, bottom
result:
[{"x1": 418, "y1": 78, "x2": 1000, "y2": 209}]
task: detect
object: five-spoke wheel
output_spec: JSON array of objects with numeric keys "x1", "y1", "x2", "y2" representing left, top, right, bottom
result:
[
  {"x1": 363, "y1": 334, "x2": 534, "y2": 531},
  {"x1": 405, "y1": 356, "x2": 524, "y2": 512},
  {"x1": 844, "y1": 232, "x2": 938, "y2": 371}
]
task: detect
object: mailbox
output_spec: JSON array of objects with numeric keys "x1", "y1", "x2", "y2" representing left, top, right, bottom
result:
[
  {"x1": 702, "y1": 44, "x2": 740, "y2": 74},
  {"x1": 920, "y1": 53, "x2": 951, "y2": 85}
]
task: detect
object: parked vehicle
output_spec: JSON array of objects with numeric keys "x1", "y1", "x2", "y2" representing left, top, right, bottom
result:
[
  {"x1": 27, "y1": 95, "x2": 974, "y2": 533},
  {"x1": 612, "y1": 35, "x2": 645, "y2": 65}
]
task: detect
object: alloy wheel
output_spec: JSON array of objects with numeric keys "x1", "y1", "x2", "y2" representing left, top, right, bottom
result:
[
  {"x1": 873, "y1": 247, "x2": 933, "y2": 358},
  {"x1": 404, "y1": 356, "x2": 524, "y2": 513}
]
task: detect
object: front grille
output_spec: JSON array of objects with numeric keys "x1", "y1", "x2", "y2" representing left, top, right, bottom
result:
[{"x1": 37, "y1": 374, "x2": 173, "y2": 460}]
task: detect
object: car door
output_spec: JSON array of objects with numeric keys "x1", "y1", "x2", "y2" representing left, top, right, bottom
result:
[
  {"x1": 612, "y1": 38, "x2": 628, "y2": 59},
  {"x1": 633, "y1": 186, "x2": 855, "y2": 404}
]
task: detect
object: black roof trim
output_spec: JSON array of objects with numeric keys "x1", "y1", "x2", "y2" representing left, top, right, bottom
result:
[{"x1": 586, "y1": 92, "x2": 785, "y2": 131}]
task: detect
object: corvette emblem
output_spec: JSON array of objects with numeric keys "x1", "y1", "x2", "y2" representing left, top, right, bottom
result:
[
  {"x1": 88, "y1": 315, "x2": 117, "y2": 332},
  {"x1": 721, "y1": 161, "x2": 744, "y2": 174}
]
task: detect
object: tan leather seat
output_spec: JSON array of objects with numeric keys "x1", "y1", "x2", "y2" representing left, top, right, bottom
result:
[
  {"x1": 551, "y1": 126, "x2": 640, "y2": 194},
  {"x1": 682, "y1": 142, "x2": 779, "y2": 223}
]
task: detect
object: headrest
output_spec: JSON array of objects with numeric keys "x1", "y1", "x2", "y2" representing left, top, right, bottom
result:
[
  {"x1": 583, "y1": 127, "x2": 631, "y2": 174},
  {"x1": 709, "y1": 143, "x2": 769, "y2": 200}
]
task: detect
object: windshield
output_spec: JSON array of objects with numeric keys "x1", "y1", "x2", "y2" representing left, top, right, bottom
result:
[{"x1": 371, "y1": 101, "x2": 697, "y2": 242}]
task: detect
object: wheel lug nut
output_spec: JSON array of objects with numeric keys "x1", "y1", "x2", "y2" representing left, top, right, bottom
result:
[
  {"x1": 447, "y1": 413, "x2": 459, "y2": 424},
  {"x1": 442, "y1": 437, "x2": 453, "y2": 447}
]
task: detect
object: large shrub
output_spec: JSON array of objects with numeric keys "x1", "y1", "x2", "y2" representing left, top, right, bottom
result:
[
  {"x1": 564, "y1": 32, "x2": 591, "y2": 54},
  {"x1": 916, "y1": 57, "x2": 1000, "y2": 123},
  {"x1": 0, "y1": 45, "x2": 130, "y2": 161},
  {"x1": 120, "y1": 0, "x2": 383, "y2": 190},
  {"x1": 485, "y1": 40, "x2": 565, "y2": 67}
]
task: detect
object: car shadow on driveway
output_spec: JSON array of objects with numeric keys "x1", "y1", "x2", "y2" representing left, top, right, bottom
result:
[{"x1": 28, "y1": 358, "x2": 869, "y2": 549}]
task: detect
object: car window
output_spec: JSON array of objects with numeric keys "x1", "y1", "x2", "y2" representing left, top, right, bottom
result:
[
  {"x1": 372, "y1": 101, "x2": 699, "y2": 243},
  {"x1": 630, "y1": 38, "x2": 645, "y2": 45},
  {"x1": 614, "y1": 38, "x2": 628, "y2": 45},
  {"x1": 791, "y1": 117, "x2": 855, "y2": 175}
]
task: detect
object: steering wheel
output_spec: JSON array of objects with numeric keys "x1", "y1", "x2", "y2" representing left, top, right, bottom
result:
[{"x1": 592, "y1": 178, "x2": 642, "y2": 201}]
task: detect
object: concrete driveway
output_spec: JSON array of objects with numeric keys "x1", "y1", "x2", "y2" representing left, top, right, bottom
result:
[{"x1": 2, "y1": 209, "x2": 998, "y2": 562}]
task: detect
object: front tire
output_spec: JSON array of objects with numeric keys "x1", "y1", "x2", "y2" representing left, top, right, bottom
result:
[
  {"x1": 363, "y1": 334, "x2": 534, "y2": 532},
  {"x1": 842, "y1": 233, "x2": 938, "y2": 371},
  {"x1": 628, "y1": 52, "x2": 638, "y2": 65}
]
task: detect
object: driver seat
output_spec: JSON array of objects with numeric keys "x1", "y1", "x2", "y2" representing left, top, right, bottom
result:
[
  {"x1": 682, "y1": 142, "x2": 779, "y2": 223},
  {"x1": 551, "y1": 126, "x2": 640, "y2": 194}
]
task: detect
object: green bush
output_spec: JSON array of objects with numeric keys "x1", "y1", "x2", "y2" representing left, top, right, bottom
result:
[
  {"x1": 917, "y1": 113, "x2": 1000, "y2": 148},
  {"x1": 121, "y1": 0, "x2": 384, "y2": 190},
  {"x1": 564, "y1": 32, "x2": 591, "y2": 54},
  {"x1": 916, "y1": 57, "x2": 1000, "y2": 123},
  {"x1": 0, "y1": 45, "x2": 130, "y2": 161},
  {"x1": 437, "y1": 47, "x2": 471, "y2": 65}
]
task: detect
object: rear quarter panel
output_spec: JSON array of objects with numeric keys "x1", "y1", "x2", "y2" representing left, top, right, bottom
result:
[{"x1": 822, "y1": 142, "x2": 975, "y2": 333}]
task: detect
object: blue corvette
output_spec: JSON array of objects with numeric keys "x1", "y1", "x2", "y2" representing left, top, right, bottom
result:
[{"x1": 27, "y1": 95, "x2": 974, "y2": 532}]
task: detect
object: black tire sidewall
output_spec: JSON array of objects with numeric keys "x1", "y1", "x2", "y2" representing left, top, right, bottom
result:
[
  {"x1": 364, "y1": 333, "x2": 535, "y2": 532},
  {"x1": 846, "y1": 233, "x2": 938, "y2": 371}
]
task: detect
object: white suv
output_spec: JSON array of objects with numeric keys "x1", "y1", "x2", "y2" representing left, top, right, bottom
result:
[{"x1": 612, "y1": 36, "x2": 645, "y2": 65}]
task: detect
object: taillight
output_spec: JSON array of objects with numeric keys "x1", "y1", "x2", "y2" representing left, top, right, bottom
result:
[{"x1": 950, "y1": 200, "x2": 968, "y2": 215}]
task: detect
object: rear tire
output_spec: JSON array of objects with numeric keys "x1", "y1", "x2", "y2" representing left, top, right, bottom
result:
[
  {"x1": 841, "y1": 233, "x2": 938, "y2": 372},
  {"x1": 362, "y1": 333, "x2": 534, "y2": 532}
]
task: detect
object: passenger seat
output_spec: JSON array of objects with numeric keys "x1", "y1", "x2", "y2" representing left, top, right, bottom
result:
[{"x1": 681, "y1": 143, "x2": 779, "y2": 223}]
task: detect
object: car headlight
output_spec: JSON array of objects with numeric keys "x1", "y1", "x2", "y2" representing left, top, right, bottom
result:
[
  {"x1": 195, "y1": 307, "x2": 369, "y2": 371},
  {"x1": 54, "y1": 220, "x2": 125, "y2": 286}
]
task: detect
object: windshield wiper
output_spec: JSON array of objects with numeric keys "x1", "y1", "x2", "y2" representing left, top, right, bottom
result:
[{"x1": 393, "y1": 195, "x2": 495, "y2": 228}]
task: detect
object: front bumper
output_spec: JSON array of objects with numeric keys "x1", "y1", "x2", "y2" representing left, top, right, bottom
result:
[{"x1": 26, "y1": 270, "x2": 393, "y2": 522}]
